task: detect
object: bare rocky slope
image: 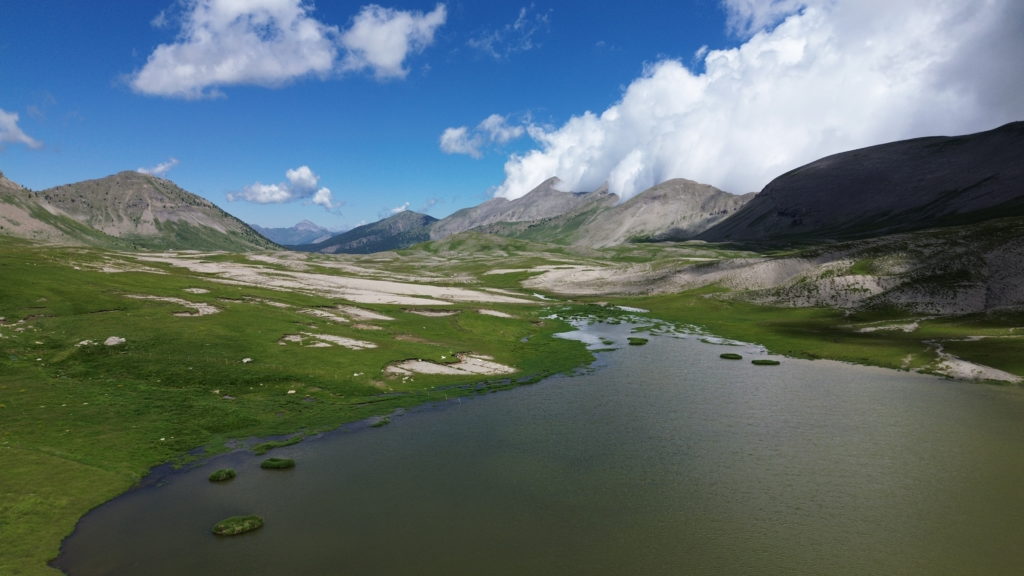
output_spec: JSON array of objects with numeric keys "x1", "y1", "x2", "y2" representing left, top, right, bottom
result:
[
  {"x1": 699, "y1": 121, "x2": 1024, "y2": 244},
  {"x1": 429, "y1": 177, "x2": 617, "y2": 240},
  {"x1": 431, "y1": 177, "x2": 751, "y2": 248},
  {"x1": 1, "y1": 170, "x2": 275, "y2": 250}
]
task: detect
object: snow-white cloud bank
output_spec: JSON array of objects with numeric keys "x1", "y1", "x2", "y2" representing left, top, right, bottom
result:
[
  {"x1": 229, "y1": 165, "x2": 335, "y2": 209},
  {"x1": 130, "y1": 0, "x2": 446, "y2": 98},
  {"x1": 477, "y1": 0, "x2": 1024, "y2": 200},
  {"x1": 0, "y1": 108, "x2": 42, "y2": 149}
]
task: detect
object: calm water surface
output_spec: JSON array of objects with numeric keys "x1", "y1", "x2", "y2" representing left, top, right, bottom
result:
[{"x1": 57, "y1": 324, "x2": 1024, "y2": 575}]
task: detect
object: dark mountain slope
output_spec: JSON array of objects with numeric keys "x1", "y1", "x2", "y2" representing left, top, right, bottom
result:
[{"x1": 699, "y1": 121, "x2": 1024, "y2": 244}]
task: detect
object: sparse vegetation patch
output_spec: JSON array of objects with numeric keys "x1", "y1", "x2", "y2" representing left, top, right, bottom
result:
[
  {"x1": 211, "y1": 515, "x2": 264, "y2": 536},
  {"x1": 208, "y1": 468, "x2": 236, "y2": 482},
  {"x1": 260, "y1": 458, "x2": 296, "y2": 470}
]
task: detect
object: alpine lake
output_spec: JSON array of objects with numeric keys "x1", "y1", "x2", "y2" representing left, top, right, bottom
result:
[{"x1": 56, "y1": 321, "x2": 1024, "y2": 575}]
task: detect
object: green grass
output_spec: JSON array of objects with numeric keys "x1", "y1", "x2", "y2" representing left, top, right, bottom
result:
[
  {"x1": 627, "y1": 337, "x2": 649, "y2": 346},
  {"x1": 208, "y1": 468, "x2": 236, "y2": 482},
  {"x1": 211, "y1": 515, "x2": 263, "y2": 536},
  {"x1": 252, "y1": 436, "x2": 303, "y2": 455},
  {"x1": 752, "y1": 359, "x2": 781, "y2": 366},
  {"x1": 719, "y1": 353, "x2": 743, "y2": 360},
  {"x1": 260, "y1": 458, "x2": 295, "y2": 470}
]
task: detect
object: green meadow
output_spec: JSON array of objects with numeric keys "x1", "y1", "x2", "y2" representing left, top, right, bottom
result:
[{"x1": 0, "y1": 238, "x2": 590, "y2": 576}]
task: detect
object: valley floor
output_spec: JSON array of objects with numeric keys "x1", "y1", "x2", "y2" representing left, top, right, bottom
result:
[{"x1": 1, "y1": 235, "x2": 1021, "y2": 575}]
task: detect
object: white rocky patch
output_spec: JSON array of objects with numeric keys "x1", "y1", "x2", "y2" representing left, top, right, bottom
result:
[
  {"x1": 385, "y1": 354, "x2": 516, "y2": 376},
  {"x1": 477, "y1": 309, "x2": 513, "y2": 318},
  {"x1": 125, "y1": 295, "x2": 220, "y2": 317},
  {"x1": 278, "y1": 332, "x2": 376, "y2": 350}
]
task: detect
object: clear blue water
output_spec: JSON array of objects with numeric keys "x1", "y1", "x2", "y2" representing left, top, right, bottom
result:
[{"x1": 57, "y1": 323, "x2": 1024, "y2": 575}]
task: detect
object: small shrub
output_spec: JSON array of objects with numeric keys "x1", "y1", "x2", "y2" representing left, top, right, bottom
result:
[
  {"x1": 260, "y1": 457, "x2": 295, "y2": 470},
  {"x1": 752, "y1": 359, "x2": 781, "y2": 366},
  {"x1": 208, "y1": 468, "x2": 236, "y2": 482},
  {"x1": 719, "y1": 353, "x2": 743, "y2": 360},
  {"x1": 212, "y1": 515, "x2": 264, "y2": 536},
  {"x1": 371, "y1": 416, "x2": 391, "y2": 428},
  {"x1": 627, "y1": 337, "x2": 649, "y2": 346}
]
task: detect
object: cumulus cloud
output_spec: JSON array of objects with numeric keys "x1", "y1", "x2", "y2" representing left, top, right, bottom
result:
[
  {"x1": 137, "y1": 157, "x2": 180, "y2": 176},
  {"x1": 130, "y1": 0, "x2": 340, "y2": 98},
  {"x1": 340, "y1": 3, "x2": 447, "y2": 79},
  {"x1": 390, "y1": 201, "x2": 410, "y2": 214},
  {"x1": 468, "y1": 4, "x2": 551, "y2": 59},
  {"x1": 229, "y1": 164, "x2": 335, "y2": 209},
  {"x1": 440, "y1": 114, "x2": 526, "y2": 158},
  {"x1": 130, "y1": 1, "x2": 447, "y2": 98},
  {"x1": 722, "y1": 0, "x2": 807, "y2": 37},
  {"x1": 0, "y1": 108, "x2": 42, "y2": 149},
  {"x1": 492, "y1": 0, "x2": 1024, "y2": 201}
]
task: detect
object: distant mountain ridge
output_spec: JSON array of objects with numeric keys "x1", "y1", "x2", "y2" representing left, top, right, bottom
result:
[
  {"x1": 297, "y1": 210, "x2": 437, "y2": 254},
  {"x1": 252, "y1": 220, "x2": 336, "y2": 246},
  {"x1": 0, "y1": 170, "x2": 275, "y2": 251}
]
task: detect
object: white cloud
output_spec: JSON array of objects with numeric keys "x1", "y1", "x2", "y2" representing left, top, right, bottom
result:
[
  {"x1": 494, "y1": 0, "x2": 1024, "y2": 201},
  {"x1": 229, "y1": 164, "x2": 335, "y2": 210},
  {"x1": 130, "y1": 1, "x2": 447, "y2": 98},
  {"x1": 130, "y1": 0, "x2": 340, "y2": 99},
  {"x1": 440, "y1": 114, "x2": 526, "y2": 158},
  {"x1": 389, "y1": 201, "x2": 410, "y2": 214},
  {"x1": 137, "y1": 157, "x2": 180, "y2": 176},
  {"x1": 440, "y1": 126, "x2": 482, "y2": 158},
  {"x1": 0, "y1": 108, "x2": 42, "y2": 149},
  {"x1": 468, "y1": 5, "x2": 551, "y2": 59},
  {"x1": 340, "y1": 3, "x2": 447, "y2": 79},
  {"x1": 285, "y1": 165, "x2": 318, "y2": 189},
  {"x1": 722, "y1": 0, "x2": 807, "y2": 38}
]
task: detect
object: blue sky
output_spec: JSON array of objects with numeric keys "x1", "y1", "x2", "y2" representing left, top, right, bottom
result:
[{"x1": 2, "y1": 1, "x2": 1022, "y2": 230}]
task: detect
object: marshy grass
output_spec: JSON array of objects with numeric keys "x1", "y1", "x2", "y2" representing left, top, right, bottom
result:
[
  {"x1": 260, "y1": 457, "x2": 296, "y2": 470},
  {"x1": 211, "y1": 515, "x2": 264, "y2": 536},
  {"x1": 208, "y1": 468, "x2": 236, "y2": 482},
  {"x1": 752, "y1": 359, "x2": 781, "y2": 366},
  {"x1": 627, "y1": 337, "x2": 649, "y2": 346},
  {"x1": 252, "y1": 436, "x2": 303, "y2": 455},
  {"x1": 719, "y1": 353, "x2": 743, "y2": 360}
]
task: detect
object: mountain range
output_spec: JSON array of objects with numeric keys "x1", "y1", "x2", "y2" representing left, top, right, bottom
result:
[
  {"x1": 251, "y1": 220, "x2": 336, "y2": 246},
  {"x1": 2, "y1": 122, "x2": 1021, "y2": 253}
]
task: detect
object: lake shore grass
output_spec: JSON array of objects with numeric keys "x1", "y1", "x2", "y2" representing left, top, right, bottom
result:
[{"x1": 0, "y1": 240, "x2": 592, "y2": 576}]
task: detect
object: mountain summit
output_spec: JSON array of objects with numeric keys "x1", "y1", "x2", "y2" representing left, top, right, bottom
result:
[{"x1": 1, "y1": 170, "x2": 275, "y2": 250}]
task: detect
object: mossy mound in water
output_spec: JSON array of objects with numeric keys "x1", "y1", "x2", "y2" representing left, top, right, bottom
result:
[
  {"x1": 719, "y1": 353, "x2": 743, "y2": 360},
  {"x1": 212, "y1": 515, "x2": 264, "y2": 536},
  {"x1": 752, "y1": 359, "x2": 781, "y2": 366},
  {"x1": 627, "y1": 337, "x2": 649, "y2": 346},
  {"x1": 208, "y1": 468, "x2": 236, "y2": 482},
  {"x1": 260, "y1": 457, "x2": 295, "y2": 470}
]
